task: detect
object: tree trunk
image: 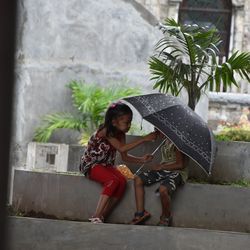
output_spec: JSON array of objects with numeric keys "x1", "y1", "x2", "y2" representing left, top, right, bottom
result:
[{"x1": 188, "y1": 88, "x2": 196, "y2": 111}]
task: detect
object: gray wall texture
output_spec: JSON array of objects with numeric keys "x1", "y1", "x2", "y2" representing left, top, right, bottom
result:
[
  {"x1": 11, "y1": 0, "x2": 161, "y2": 169},
  {"x1": 11, "y1": 0, "x2": 209, "y2": 172}
]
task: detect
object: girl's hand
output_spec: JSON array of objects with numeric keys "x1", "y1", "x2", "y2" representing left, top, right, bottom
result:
[
  {"x1": 143, "y1": 131, "x2": 157, "y2": 142},
  {"x1": 152, "y1": 164, "x2": 162, "y2": 171},
  {"x1": 142, "y1": 154, "x2": 154, "y2": 163}
]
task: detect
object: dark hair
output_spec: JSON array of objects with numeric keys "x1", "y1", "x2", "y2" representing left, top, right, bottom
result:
[{"x1": 100, "y1": 101, "x2": 133, "y2": 137}]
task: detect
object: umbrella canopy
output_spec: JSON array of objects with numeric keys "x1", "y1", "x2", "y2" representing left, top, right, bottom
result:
[{"x1": 123, "y1": 93, "x2": 216, "y2": 175}]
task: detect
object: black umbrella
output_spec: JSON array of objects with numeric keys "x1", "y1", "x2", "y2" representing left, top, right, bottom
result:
[{"x1": 123, "y1": 93, "x2": 216, "y2": 175}]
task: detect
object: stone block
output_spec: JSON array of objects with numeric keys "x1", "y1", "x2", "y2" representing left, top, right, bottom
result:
[{"x1": 26, "y1": 142, "x2": 69, "y2": 172}]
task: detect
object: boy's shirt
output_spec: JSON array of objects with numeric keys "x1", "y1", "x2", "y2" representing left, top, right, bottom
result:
[{"x1": 160, "y1": 139, "x2": 188, "y2": 182}]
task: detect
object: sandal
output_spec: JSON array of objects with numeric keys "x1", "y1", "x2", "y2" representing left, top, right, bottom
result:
[
  {"x1": 89, "y1": 216, "x2": 104, "y2": 224},
  {"x1": 129, "y1": 210, "x2": 151, "y2": 225},
  {"x1": 157, "y1": 215, "x2": 172, "y2": 227}
]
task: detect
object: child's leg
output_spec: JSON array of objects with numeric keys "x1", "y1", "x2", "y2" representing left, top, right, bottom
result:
[
  {"x1": 134, "y1": 170, "x2": 165, "y2": 213},
  {"x1": 134, "y1": 175, "x2": 145, "y2": 213},
  {"x1": 157, "y1": 172, "x2": 182, "y2": 226},
  {"x1": 129, "y1": 175, "x2": 151, "y2": 225},
  {"x1": 101, "y1": 167, "x2": 127, "y2": 219},
  {"x1": 108, "y1": 167, "x2": 127, "y2": 199},
  {"x1": 158, "y1": 185, "x2": 171, "y2": 218},
  {"x1": 93, "y1": 194, "x2": 111, "y2": 219},
  {"x1": 102, "y1": 197, "x2": 118, "y2": 219},
  {"x1": 88, "y1": 165, "x2": 122, "y2": 219}
]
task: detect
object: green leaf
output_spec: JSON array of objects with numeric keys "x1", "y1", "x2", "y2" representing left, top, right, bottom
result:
[
  {"x1": 34, "y1": 80, "x2": 141, "y2": 144},
  {"x1": 150, "y1": 18, "x2": 250, "y2": 109}
]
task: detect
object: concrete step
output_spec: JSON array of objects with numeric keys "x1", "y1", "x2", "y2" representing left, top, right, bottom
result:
[
  {"x1": 7, "y1": 216, "x2": 250, "y2": 250},
  {"x1": 12, "y1": 169, "x2": 250, "y2": 233}
]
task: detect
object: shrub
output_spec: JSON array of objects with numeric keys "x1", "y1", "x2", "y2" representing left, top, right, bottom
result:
[
  {"x1": 215, "y1": 127, "x2": 250, "y2": 142},
  {"x1": 34, "y1": 80, "x2": 141, "y2": 145}
]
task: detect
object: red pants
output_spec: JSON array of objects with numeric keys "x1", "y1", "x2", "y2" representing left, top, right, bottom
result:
[{"x1": 88, "y1": 164, "x2": 127, "y2": 199}]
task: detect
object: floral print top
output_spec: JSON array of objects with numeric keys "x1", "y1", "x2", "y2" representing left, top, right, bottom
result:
[{"x1": 79, "y1": 131, "x2": 117, "y2": 175}]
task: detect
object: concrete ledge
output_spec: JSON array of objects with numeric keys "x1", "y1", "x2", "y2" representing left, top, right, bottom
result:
[
  {"x1": 116, "y1": 138, "x2": 250, "y2": 182},
  {"x1": 188, "y1": 141, "x2": 250, "y2": 182},
  {"x1": 25, "y1": 138, "x2": 250, "y2": 182},
  {"x1": 209, "y1": 92, "x2": 250, "y2": 105},
  {"x1": 12, "y1": 169, "x2": 250, "y2": 232},
  {"x1": 7, "y1": 217, "x2": 250, "y2": 250}
]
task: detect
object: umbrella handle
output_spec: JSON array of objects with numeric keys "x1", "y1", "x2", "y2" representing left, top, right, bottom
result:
[{"x1": 134, "y1": 138, "x2": 167, "y2": 176}]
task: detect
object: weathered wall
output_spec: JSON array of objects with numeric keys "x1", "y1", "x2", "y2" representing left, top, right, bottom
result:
[
  {"x1": 11, "y1": 0, "x2": 210, "y2": 172},
  {"x1": 136, "y1": 0, "x2": 250, "y2": 52},
  {"x1": 137, "y1": 0, "x2": 250, "y2": 94},
  {"x1": 208, "y1": 92, "x2": 250, "y2": 131},
  {"x1": 11, "y1": 0, "x2": 161, "y2": 169}
]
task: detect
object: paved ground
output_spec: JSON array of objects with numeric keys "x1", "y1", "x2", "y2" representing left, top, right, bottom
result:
[{"x1": 7, "y1": 216, "x2": 250, "y2": 250}]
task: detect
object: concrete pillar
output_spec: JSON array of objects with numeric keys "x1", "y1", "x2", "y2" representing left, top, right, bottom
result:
[
  {"x1": 231, "y1": 0, "x2": 245, "y2": 93},
  {"x1": 167, "y1": 0, "x2": 182, "y2": 21}
]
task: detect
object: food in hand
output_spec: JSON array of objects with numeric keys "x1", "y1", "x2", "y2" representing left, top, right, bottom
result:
[{"x1": 116, "y1": 164, "x2": 134, "y2": 179}]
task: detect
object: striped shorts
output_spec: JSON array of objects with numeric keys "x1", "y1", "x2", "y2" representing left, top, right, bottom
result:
[{"x1": 137, "y1": 170, "x2": 183, "y2": 195}]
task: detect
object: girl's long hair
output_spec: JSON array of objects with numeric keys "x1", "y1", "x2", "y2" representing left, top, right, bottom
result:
[{"x1": 99, "y1": 102, "x2": 132, "y2": 137}]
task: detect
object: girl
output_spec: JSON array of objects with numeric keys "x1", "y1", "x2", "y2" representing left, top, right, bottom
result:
[{"x1": 80, "y1": 101, "x2": 157, "y2": 223}]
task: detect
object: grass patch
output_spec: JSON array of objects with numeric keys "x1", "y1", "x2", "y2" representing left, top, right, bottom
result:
[
  {"x1": 188, "y1": 178, "x2": 250, "y2": 187},
  {"x1": 6, "y1": 204, "x2": 88, "y2": 222},
  {"x1": 215, "y1": 129, "x2": 250, "y2": 142}
]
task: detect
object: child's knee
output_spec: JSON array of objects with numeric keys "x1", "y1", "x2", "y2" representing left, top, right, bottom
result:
[
  {"x1": 159, "y1": 185, "x2": 169, "y2": 196},
  {"x1": 134, "y1": 175, "x2": 143, "y2": 186}
]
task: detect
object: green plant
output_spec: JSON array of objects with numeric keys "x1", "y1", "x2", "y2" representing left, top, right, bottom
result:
[
  {"x1": 149, "y1": 18, "x2": 250, "y2": 110},
  {"x1": 215, "y1": 127, "x2": 250, "y2": 142},
  {"x1": 34, "y1": 80, "x2": 140, "y2": 144},
  {"x1": 188, "y1": 178, "x2": 250, "y2": 188}
]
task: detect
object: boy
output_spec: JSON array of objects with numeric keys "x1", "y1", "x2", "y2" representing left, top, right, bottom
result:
[{"x1": 130, "y1": 129, "x2": 188, "y2": 226}]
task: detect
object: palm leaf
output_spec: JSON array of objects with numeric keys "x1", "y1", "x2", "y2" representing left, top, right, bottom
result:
[
  {"x1": 150, "y1": 18, "x2": 250, "y2": 109},
  {"x1": 34, "y1": 80, "x2": 141, "y2": 144},
  {"x1": 34, "y1": 113, "x2": 87, "y2": 142}
]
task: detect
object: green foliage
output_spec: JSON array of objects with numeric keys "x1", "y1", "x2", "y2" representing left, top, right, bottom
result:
[
  {"x1": 189, "y1": 178, "x2": 250, "y2": 188},
  {"x1": 215, "y1": 127, "x2": 250, "y2": 142},
  {"x1": 149, "y1": 18, "x2": 250, "y2": 110},
  {"x1": 34, "y1": 80, "x2": 140, "y2": 144},
  {"x1": 34, "y1": 113, "x2": 87, "y2": 143},
  {"x1": 230, "y1": 179, "x2": 250, "y2": 188}
]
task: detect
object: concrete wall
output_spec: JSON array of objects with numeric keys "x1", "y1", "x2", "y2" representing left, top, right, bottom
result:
[
  {"x1": 117, "y1": 137, "x2": 250, "y2": 182},
  {"x1": 12, "y1": 169, "x2": 250, "y2": 233},
  {"x1": 208, "y1": 92, "x2": 250, "y2": 131},
  {"x1": 24, "y1": 138, "x2": 250, "y2": 182},
  {"x1": 188, "y1": 141, "x2": 250, "y2": 182},
  {"x1": 11, "y1": 0, "x2": 161, "y2": 170},
  {"x1": 11, "y1": 0, "x2": 209, "y2": 171}
]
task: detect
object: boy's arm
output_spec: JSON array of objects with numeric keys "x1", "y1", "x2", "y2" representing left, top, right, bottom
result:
[{"x1": 153, "y1": 149, "x2": 185, "y2": 171}]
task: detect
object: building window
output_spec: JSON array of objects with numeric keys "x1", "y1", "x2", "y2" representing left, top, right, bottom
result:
[{"x1": 178, "y1": 0, "x2": 232, "y2": 59}]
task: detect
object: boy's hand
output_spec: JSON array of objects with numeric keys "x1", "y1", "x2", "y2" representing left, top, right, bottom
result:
[
  {"x1": 142, "y1": 154, "x2": 154, "y2": 163},
  {"x1": 143, "y1": 131, "x2": 157, "y2": 142}
]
